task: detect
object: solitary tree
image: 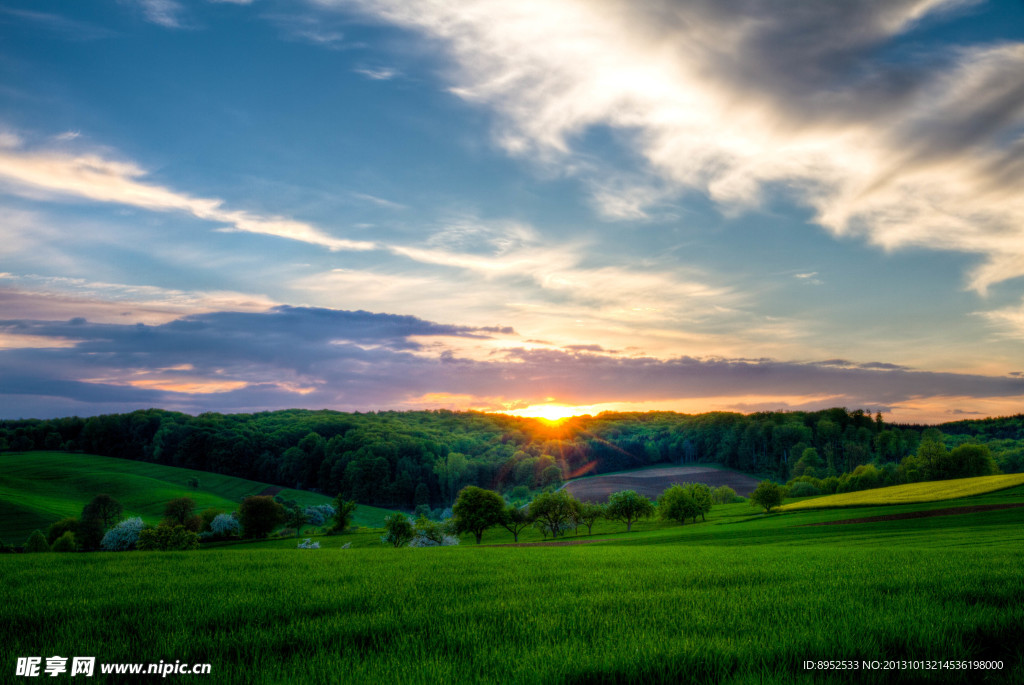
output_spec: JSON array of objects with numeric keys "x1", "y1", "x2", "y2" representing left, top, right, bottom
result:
[
  {"x1": 452, "y1": 486, "x2": 505, "y2": 544},
  {"x1": 605, "y1": 490, "x2": 655, "y2": 532},
  {"x1": 331, "y1": 498, "x2": 358, "y2": 534},
  {"x1": 528, "y1": 490, "x2": 578, "y2": 538},
  {"x1": 499, "y1": 504, "x2": 533, "y2": 543},
  {"x1": 687, "y1": 483, "x2": 714, "y2": 521},
  {"x1": 382, "y1": 512, "x2": 415, "y2": 548},
  {"x1": 750, "y1": 481, "x2": 783, "y2": 513},
  {"x1": 238, "y1": 496, "x2": 285, "y2": 539}
]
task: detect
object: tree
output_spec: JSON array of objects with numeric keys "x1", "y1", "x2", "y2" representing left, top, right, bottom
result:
[
  {"x1": 499, "y1": 504, "x2": 533, "y2": 543},
  {"x1": 186, "y1": 477, "x2": 200, "y2": 489},
  {"x1": 163, "y1": 497, "x2": 198, "y2": 530},
  {"x1": 83, "y1": 494, "x2": 122, "y2": 529},
  {"x1": 452, "y1": 486, "x2": 505, "y2": 544},
  {"x1": 238, "y1": 496, "x2": 285, "y2": 539},
  {"x1": 687, "y1": 482, "x2": 713, "y2": 521},
  {"x1": 210, "y1": 513, "x2": 241, "y2": 538},
  {"x1": 285, "y1": 506, "x2": 308, "y2": 537},
  {"x1": 331, "y1": 498, "x2": 358, "y2": 533},
  {"x1": 605, "y1": 490, "x2": 654, "y2": 532},
  {"x1": 79, "y1": 494, "x2": 122, "y2": 550},
  {"x1": 199, "y1": 508, "x2": 224, "y2": 533},
  {"x1": 528, "y1": 490, "x2": 578, "y2": 538},
  {"x1": 25, "y1": 530, "x2": 49, "y2": 553},
  {"x1": 658, "y1": 484, "x2": 699, "y2": 525},
  {"x1": 750, "y1": 480, "x2": 783, "y2": 513},
  {"x1": 382, "y1": 512, "x2": 415, "y2": 548},
  {"x1": 949, "y1": 444, "x2": 997, "y2": 479},
  {"x1": 576, "y1": 502, "x2": 604, "y2": 535}
]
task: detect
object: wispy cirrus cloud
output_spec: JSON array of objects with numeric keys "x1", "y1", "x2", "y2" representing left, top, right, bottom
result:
[
  {"x1": 320, "y1": 0, "x2": 1024, "y2": 292},
  {"x1": 0, "y1": 140, "x2": 375, "y2": 251}
]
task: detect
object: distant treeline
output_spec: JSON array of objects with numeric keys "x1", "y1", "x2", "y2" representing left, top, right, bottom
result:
[{"x1": 2, "y1": 408, "x2": 1022, "y2": 508}]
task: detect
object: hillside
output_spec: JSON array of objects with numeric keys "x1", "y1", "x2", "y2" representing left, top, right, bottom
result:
[
  {"x1": 0, "y1": 451, "x2": 396, "y2": 543},
  {"x1": 778, "y1": 473, "x2": 1024, "y2": 512}
]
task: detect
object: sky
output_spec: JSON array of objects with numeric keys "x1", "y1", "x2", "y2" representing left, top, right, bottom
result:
[{"x1": 1, "y1": 0, "x2": 1024, "y2": 423}]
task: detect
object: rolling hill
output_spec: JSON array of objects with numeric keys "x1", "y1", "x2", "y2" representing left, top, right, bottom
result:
[{"x1": 0, "y1": 451, "x2": 396, "y2": 543}]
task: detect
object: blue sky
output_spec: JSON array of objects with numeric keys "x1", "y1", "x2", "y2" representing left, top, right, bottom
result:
[{"x1": 1, "y1": 0, "x2": 1024, "y2": 422}]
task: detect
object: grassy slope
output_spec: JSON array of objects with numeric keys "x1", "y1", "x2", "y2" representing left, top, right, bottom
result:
[
  {"x1": 0, "y1": 452, "x2": 395, "y2": 542},
  {"x1": 778, "y1": 473, "x2": 1024, "y2": 511},
  {"x1": 2, "y1": 485, "x2": 1023, "y2": 683}
]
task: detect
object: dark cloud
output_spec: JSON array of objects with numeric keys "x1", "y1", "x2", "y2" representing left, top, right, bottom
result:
[{"x1": 2, "y1": 305, "x2": 1024, "y2": 418}]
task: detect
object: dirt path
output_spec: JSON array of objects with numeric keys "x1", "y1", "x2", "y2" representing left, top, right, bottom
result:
[{"x1": 802, "y1": 503, "x2": 1024, "y2": 526}]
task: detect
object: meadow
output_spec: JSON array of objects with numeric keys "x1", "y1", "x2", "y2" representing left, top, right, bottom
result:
[
  {"x1": 3, "y1": 477, "x2": 1023, "y2": 683},
  {"x1": 0, "y1": 452, "x2": 395, "y2": 543}
]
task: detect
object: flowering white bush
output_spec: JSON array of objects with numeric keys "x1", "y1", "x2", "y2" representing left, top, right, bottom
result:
[
  {"x1": 304, "y1": 504, "x2": 336, "y2": 527},
  {"x1": 408, "y1": 534, "x2": 459, "y2": 547},
  {"x1": 100, "y1": 517, "x2": 145, "y2": 551},
  {"x1": 210, "y1": 513, "x2": 241, "y2": 537},
  {"x1": 297, "y1": 538, "x2": 320, "y2": 549}
]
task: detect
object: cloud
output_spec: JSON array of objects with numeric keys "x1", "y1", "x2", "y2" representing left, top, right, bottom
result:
[
  {"x1": 0, "y1": 141, "x2": 375, "y2": 251},
  {"x1": 2, "y1": 303, "x2": 1023, "y2": 419},
  {"x1": 354, "y1": 66, "x2": 401, "y2": 81},
  {"x1": 321, "y1": 0, "x2": 1024, "y2": 291},
  {"x1": 134, "y1": 0, "x2": 187, "y2": 28},
  {"x1": 262, "y1": 12, "x2": 346, "y2": 47}
]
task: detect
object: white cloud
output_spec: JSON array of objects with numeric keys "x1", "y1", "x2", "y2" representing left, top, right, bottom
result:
[
  {"x1": 322, "y1": 0, "x2": 1024, "y2": 292},
  {"x1": 354, "y1": 66, "x2": 400, "y2": 80},
  {"x1": 135, "y1": 0, "x2": 186, "y2": 28},
  {"x1": 0, "y1": 143, "x2": 375, "y2": 252}
]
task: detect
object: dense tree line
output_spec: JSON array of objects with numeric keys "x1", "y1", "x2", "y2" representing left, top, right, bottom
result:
[{"x1": 3, "y1": 408, "x2": 1022, "y2": 510}]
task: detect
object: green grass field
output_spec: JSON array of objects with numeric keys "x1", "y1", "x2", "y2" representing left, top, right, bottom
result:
[
  {"x1": 0, "y1": 451, "x2": 396, "y2": 542},
  {"x1": 3, "y1": 473, "x2": 1023, "y2": 683}
]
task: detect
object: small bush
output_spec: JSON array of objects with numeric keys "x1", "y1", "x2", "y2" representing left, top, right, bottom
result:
[
  {"x1": 101, "y1": 517, "x2": 145, "y2": 551},
  {"x1": 47, "y1": 517, "x2": 79, "y2": 545},
  {"x1": 51, "y1": 531, "x2": 76, "y2": 553},
  {"x1": 137, "y1": 524, "x2": 200, "y2": 551},
  {"x1": 297, "y1": 538, "x2": 321, "y2": 549}
]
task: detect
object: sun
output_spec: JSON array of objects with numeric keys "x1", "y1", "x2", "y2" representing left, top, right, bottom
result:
[{"x1": 508, "y1": 403, "x2": 587, "y2": 424}]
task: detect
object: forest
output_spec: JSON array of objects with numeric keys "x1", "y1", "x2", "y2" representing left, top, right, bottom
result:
[{"x1": 2, "y1": 408, "x2": 1022, "y2": 509}]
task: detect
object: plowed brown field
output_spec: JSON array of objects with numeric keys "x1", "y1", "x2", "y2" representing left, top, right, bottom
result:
[{"x1": 563, "y1": 466, "x2": 762, "y2": 502}]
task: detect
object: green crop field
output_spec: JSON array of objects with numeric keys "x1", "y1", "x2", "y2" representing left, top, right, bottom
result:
[
  {"x1": 778, "y1": 473, "x2": 1024, "y2": 511},
  {"x1": 3, "y1": 477, "x2": 1023, "y2": 683},
  {"x1": 0, "y1": 452, "x2": 396, "y2": 542}
]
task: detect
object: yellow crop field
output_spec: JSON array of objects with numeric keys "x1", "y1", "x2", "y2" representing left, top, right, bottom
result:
[{"x1": 779, "y1": 473, "x2": 1024, "y2": 511}]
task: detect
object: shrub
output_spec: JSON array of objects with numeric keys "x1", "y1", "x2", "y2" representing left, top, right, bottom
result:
[
  {"x1": 297, "y1": 538, "x2": 320, "y2": 549},
  {"x1": 711, "y1": 486, "x2": 737, "y2": 505},
  {"x1": 101, "y1": 517, "x2": 145, "y2": 551},
  {"x1": 51, "y1": 531, "x2": 76, "y2": 552},
  {"x1": 25, "y1": 530, "x2": 49, "y2": 553},
  {"x1": 137, "y1": 524, "x2": 200, "y2": 551},
  {"x1": 199, "y1": 508, "x2": 224, "y2": 533},
  {"x1": 789, "y1": 481, "x2": 821, "y2": 497},
  {"x1": 658, "y1": 484, "x2": 699, "y2": 525},
  {"x1": 47, "y1": 517, "x2": 79, "y2": 545},
  {"x1": 210, "y1": 513, "x2": 241, "y2": 538},
  {"x1": 238, "y1": 496, "x2": 285, "y2": 539},
  {"x1": 305, "y1": 504, "x2": 336, "y2": 527}
]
